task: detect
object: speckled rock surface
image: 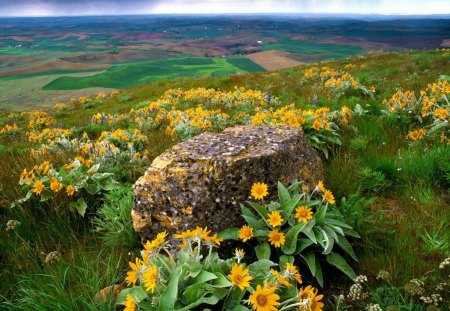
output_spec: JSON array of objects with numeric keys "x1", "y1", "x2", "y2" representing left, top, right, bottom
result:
[{"x1": 132, "y1": 125, "x2": 323, "y2": 241}]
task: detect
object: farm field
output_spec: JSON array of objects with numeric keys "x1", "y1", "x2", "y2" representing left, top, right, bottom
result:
[
  {"x1": 246, "y1": 50, "x2": 303, "y2": 71},
  {"x1": 1, "y1": 15, "x2": 449, "y2": 109},
  {"x1": 0, "y1": 49, "x2": 449, "y2": 310},
  {"x1": 0, "y1": 71, "x2": 113, "y2": 110},
  {"x1": 42, "y1": 57, "x2": 265, "y2": 90}
]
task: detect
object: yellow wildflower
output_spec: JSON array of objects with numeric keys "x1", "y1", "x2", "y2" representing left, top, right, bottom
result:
[
  {"x1": 251, "y1": 182, "x2": 269, "y2": 200},
  {"x1": 66, "y1": 185, "x2": 75, "y2": 197},
  {"x1": 33, "y1": 181, "x2": 44, "y2": 195},
  {"x1": 249, "y1": 283, "x2": 280, "y2": 311},
  {"x1": 142, "y1": 265, "x2": 158, "y2": 293},
  {"x1": 295, "y1": 206, "x2": 313, "y2": 223},
  {"x1": 239, "y1": 225, "x2": 254, "y2": 242},
  {"x1": 228, "y1": 264, "x2": 253, "y2": 290},
  {"x1": 267, "y1": 211, "x2": 284, "y2": 228},
  {"x1": 267, "y1": 230, "x2": 285, "y2": 248}
]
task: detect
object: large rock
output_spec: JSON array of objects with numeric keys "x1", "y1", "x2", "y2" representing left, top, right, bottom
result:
[{"x1": 132, "y1": 125, "x2": 323, "y2": 241}]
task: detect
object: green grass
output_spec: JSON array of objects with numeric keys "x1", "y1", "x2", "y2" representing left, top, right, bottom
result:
[
  {"x1": 262, "y1": 38, "x2": 365, "y2": 60},
  {"x1": 226, "y1": 57, "x2": 266, "y2": 72},
  {"x1": 43, "y1": 57, "x2": 266, "y2": 90}
]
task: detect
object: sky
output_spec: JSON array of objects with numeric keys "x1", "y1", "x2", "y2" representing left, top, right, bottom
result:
[{"x1": 0, "y1": 0, "x2": 449, "y2": 17}]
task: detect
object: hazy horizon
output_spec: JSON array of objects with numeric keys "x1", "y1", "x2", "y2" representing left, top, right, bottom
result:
[{"x1": 1, "y1": 0, "x2": 449, "y2": 17}]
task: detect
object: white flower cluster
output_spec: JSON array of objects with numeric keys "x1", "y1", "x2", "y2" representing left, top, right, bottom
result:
[
  {"x1": 6, "y1": 219, "x2": 20, "y2": 231},
  {"x1": 354, "y1": 275, "x2": 368, "y2": 284},
  {"x1": 45, "y1": 251, "x2": 61, "y2": 264},
  {"x1": 348, "y1": 283, "x2": 366, "y2": 301},
  {"x1": 348, "y1": 275, "x2": 369, "y2": 301},
  {"x1": 420, "y1": 293, "x2": 442, "y2": 306},
  {"x1": 435, "y1": 282, "x2": 447, "y2": 291},
  {"x1": 405, "y1": 278, "x2": 425, "y2": 296},
  {"x1": 365, "y1": 303, "x2": 383, "y2": 311},
  {"x1": 376, "y1": 270, "x2": 391, "y2": 281},
  {"x1": 410, "y1": 279, "x2": 424, "y2": 287},
  {"x1": 439, "y1": 255, "x2": 450, "y2": 269}
]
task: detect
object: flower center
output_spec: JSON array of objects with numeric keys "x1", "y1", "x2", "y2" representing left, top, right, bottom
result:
[
  {"x1": 256, "y1": 294, "x2": 267, "y2": 306},
  {"x1": 234, "y1": 275, "x2": 243, "y2": 283}
]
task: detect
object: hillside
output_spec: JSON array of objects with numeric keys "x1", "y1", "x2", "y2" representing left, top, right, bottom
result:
[
  {"x1": 1, "y1": 15, "x2": 449, "y2": 109},
  {"x1": 0, "y1": 49, "x2": 449, "y2": 310}
]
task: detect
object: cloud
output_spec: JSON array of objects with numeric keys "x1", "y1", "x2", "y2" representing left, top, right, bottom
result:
[
  {"x1": 0, "y1": 0, "x2": 449, "y2": 16},
  {"x1": 0, "y1": 0, "x2": 162, "y2": 16}
]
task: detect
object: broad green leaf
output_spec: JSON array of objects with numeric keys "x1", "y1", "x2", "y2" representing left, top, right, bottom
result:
[
  {"x1": 314, "y1": 204, "x2": 327, "y2": 224},
  {"x1": 324, "y1": 225, "x2": 339, "y2": 242},
  {"x1": 176, "y1": 289, "x2": 227, "y2": 311},
  {"x1": 248, "y1": 259, "x2": 276, "y2": 276},
  {"x1": 10, "y1": 190, "x2": 33, "y2": 208},
  {"x1": 322, "y1": 234, "x2": 334, "y2": 255},
  {"x1": 342, "y1": 227, "x2": 361, "y2": 238},
  {"x1": 335, "y1": 235, "x2": 358, "y2": 261},
  {"x1": 224, "y1": 286, "x2": 245, "y2": 309},
  {"x1": 318, "y1": 227, "x2": 328, "y2": 249},
  {"x1": 70, "y1": 197, "x2": 88, "y2": 217},
  {"x1": 300, "y1": 199, "x2": 321, "y2": 207},
  {"x1": 329, "y1": 224, "x2": 344, "y2": 237},
  {"x1": 231, "y1": 305, "x2": 251, "y2": 311},
  {"x1": 254, "y1": 229, "x2": 269, "y2": 238},
  {"x1": 324, "y1": 218, "x2": 354, "y2": 229},
  {"x1": 282, "y1": 222, "x2": 307, "y2": 255},
  {"x1": 279, "y1": 255, "x2": 294, "y2": 268},
  {"x1": 314, "y1": 228, "x2": 323, "y2": 246},
  {"x1": 159, "y1": 266, "x2": 183, "y2": 311},
  {"x1": 40, "y1": 189, "x2": 52, "y2": 202},
  {"x1": 192, "y1": 270, "x2": 217, "y2": 284},
  {"x1": 255, "y1": 243, "x2": 271, "y2": 260},
  {"x1": 281, "y1": 195, "x2": 301, "y2": 219},
  {"x1": 181, "y1": 283, "x2": 207, "y2": 305},
  {"x1": 96, "y1": 178, "x2": 119, "y2": 191},
  {"x1": 314, "y1": 258, "x2": 324, "y2": 287},
  {"x1": 266, "y1": 202, "x2": 281, "y2": 212},
  {"x1": 287, "y1": 180, "x2": 301, "y2": 194},
  {"x1": 218, "y1": 228, "x2": 240, "y2": 240},
  {"x1": 301, "y1": 252, "x2": 317, "y2": 276},
  {"x1": 212, "y1": 272, "x2": 232, "y2": 288},
  {"x1": 91, "y1": 172, "x2": 115, "y2": 181},
  {"x1": 429, "y1": 121, "x2": 447, "y2": 133},
  {"x1": 326, "y1": 253, "x2": 357, "y2": 280},
  {"x1": 84, "y1": 179, "x2": 100, "y2": 194},
  {"x1": 301, "y1": 224, "x2": 317, "y2": 244},
  {"x1": 278, "y1": 182, "x2": 291, "y2": 204},
  {"x1": 186, "y1": 260, "x2": 203, "y2": 279},
  {"x1": 115, "y1": 286, "x2": 148, "y2": 305},
  {"x1": 247, "y1": 201, "x2": 269, "y2": 220},
  {"x1": 243, "y1": 215, "x2": 266, "y2": 231},
  {"x1": 294, "y1": 238, "x2": 315, "y2": 255}
]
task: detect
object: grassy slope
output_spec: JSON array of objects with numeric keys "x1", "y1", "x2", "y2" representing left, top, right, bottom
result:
[
  {"x1": 262, "y1": 38, "x2": 365, "y2": 60},
  {"x1": 0, "y1": 50, "x2": 449, "y2": 309},
  {"x1": 42, "y1": 57, "x2": 265, "y2": 90}
]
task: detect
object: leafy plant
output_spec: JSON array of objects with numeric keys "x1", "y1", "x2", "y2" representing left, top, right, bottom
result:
[
  {"x1": 358, "y1": 168, "x2": 392, "y2": 195},
  {"x1": 93, "y1": 185, "x2": 138, "y2": 249},
  {"x1": 116, "y1": 227, "x2": 323, "y2": 310},
  {"x1": 420, "y1": 223, "x2": 450, "y2": 255},
  {"x1": 225, "y1": 181, "x2": 359, "y2": 286}
]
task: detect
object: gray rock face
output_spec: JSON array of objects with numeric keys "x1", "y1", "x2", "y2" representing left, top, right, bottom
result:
[{"x1": 132, "y1": 126, "x2": 323, "y2": 241}]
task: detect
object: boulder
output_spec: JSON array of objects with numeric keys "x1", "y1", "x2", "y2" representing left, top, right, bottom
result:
[{"x1": 132, "y1": 125, "x2": 323, "y2": 241}]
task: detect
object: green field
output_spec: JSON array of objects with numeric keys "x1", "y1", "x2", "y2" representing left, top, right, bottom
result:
[
  {"x1": 262, "y1": 38, "x2": 365, "y2": 60},
  {"x1": 43, "y1": 57, "x2": 265, "y2": 90}
]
